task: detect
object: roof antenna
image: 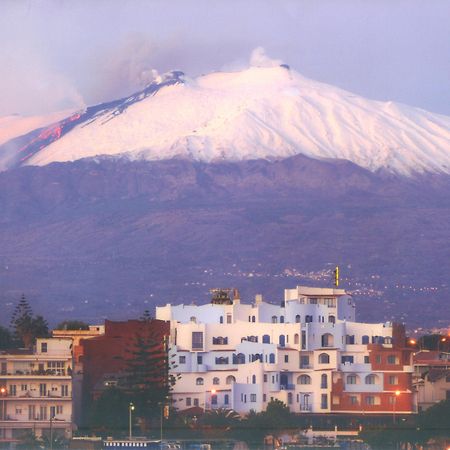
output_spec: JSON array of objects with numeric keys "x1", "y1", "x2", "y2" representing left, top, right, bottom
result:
[{"x1": 333, "y1": 266, "x2": 339, "y2": 287}]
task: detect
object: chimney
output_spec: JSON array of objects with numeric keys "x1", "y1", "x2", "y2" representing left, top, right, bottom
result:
[
  {"x1": 233, "y1": 288, "x2": 240, "y2": 304},
  {"x1": 255, "y1": 294, "x2": 263, "y2": 305}
]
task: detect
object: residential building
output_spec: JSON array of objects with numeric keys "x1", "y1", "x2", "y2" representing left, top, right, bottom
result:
[
  {"x1": 413, "y1": 350, "x2": 450, "y2": 411},
  {"x1": 0, "y1": 338, "x2": 73, "y2": 443},
  {"x1": 156, "y1": 286, "x2": 414, "y2": 415},
  {"x1": 81, "y1": 320, "x2": 169, "y2": 404},
  {"x1": 52, "y1": 325, "x2": 104, "y2": 426}
]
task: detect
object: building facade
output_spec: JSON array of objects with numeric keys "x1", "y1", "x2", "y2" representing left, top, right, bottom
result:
[
  {"x1": 0, "y1": 338, "x2": 73, "y2": 442},
  {"x1": 156, "y1": 286, "x2": 414, "y2": 415},
  {"x1": 413, "y1": 350, "x2": 450, "y2": 411}
]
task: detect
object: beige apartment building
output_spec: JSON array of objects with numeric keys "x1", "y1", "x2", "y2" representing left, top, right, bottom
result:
[{"x1": 0, "y1": 338, "x2": 73, "y2": 443}]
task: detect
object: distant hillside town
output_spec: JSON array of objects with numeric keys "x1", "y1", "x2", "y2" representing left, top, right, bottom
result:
[{"x1": 0, "y1": 284, "x2": 449, "y2": 446}]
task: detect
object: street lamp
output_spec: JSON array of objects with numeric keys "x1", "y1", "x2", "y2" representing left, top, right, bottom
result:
[
  {"x1": 128, "y1": 403, "x2": 135, "y2": 440},
  {"x1": 393, "y1": 390, "x2": 401, "y2": 425}
]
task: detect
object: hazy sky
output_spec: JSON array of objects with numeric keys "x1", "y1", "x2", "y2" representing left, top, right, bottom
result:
[{"x1": 1, "y1": 0, "x2": 449, "y2": 116}]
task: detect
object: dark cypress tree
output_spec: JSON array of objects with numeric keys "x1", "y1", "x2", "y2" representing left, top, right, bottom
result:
[{"x1": 124, "y1": 321, "x2": 179, "y2": 424}]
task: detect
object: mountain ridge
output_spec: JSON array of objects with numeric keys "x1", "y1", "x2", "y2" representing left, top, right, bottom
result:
[{"x1": 1, "y1": 66, "x2": 449, "y2": 176}]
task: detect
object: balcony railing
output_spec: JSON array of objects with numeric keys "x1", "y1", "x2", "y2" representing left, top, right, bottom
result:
[
  {"x1": 280, "y1": 384, "x2": 295, "y2": 391},
  {"x1": 300, "y1": 405, "x2": 311, "y2": 411}
]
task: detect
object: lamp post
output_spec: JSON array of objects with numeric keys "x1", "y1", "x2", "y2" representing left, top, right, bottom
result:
[
  {"x1": 128, "y1": 403, "x2": 135, "y2": 440},
  {"x1": 393, "y1": 390, "x2": 401, "y2": 425},
  {"x1": 0, "y1": 387, "x2": 6, "y2": 440},
  {"x1": 0, "y1": 387, "x2": 6, "y2": 420},
  {"x1": 438, "y1": 337, "x2": 447, "y2": 352}
]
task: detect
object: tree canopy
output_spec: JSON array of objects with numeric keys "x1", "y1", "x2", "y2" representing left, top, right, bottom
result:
[{"x1": 10, "y1": 295, "x2": 49, "y2": 348}]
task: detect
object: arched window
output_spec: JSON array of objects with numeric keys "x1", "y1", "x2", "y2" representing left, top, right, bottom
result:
[
  {"x1": 272, "y1": 316, "x2": 278, "y2": 324},
  {"x1": 252, "y1": 316, "x2": 256, "y2": 323},
  {"x1": 269, "y1": 353, "x2": 275, "y2": 364},
  {"x1": 294, "y1": 333, "x2": 300, "y2": 345},
  {"x1": 235, "y1": 353, "x2": 245, "y2": 364},
  {"x1": 319, "y1": 353, "x2": 330, "y2": 364},
  {"x1": 280, "y1": 316, "x2": 285, "y2": 323},
  {"x1": 321, "y1": 333, "x2": 334, "y2": 348},
  {"x1": 226, "y1": 375, "x2": 236, "y2": 384},
  {"x1": 196, "y1": 377, "x2": 204, "y2": 385},
  {"x1": 252, "y1": 375, "x2": 256, "y2": 384},
  {"x1": 305, "y1": 315, "x2": 313, "y2": 323},
  {"x1": 321, "y1": 374, "x2": 328, "y2": 389},
  {"x1": 279, "y1": 335, "x2": 286, "y2": 347},
  {"x1": 213, "y1": 377, "x2": 220, "y2": 385},
  {"x1": 328, "y1": 315, "x2": 336, "y2": 324},
  {"x1": 297, "y1": 374, "x2": 311, "y2": 385},
  {"x1": 365, "y1": 374, "x2": 377, "y2": 385},
  {"x1": 190, "y1": 316, "x2": 197, "y2": 323},
  {"x1": 295, "y1": 314, "x2": 301, "y2": 323},
  {"x1": 384, "y1": 336, "x2": 392, "y2": 344},
  {"x1": 362, "y1": 335, "x2": 369, "y2": 345},
  {"x1": 262, "y1": 334, "x2": 270, "y2": 344}
]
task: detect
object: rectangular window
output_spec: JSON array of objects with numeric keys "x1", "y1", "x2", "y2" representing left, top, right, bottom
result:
[
  {"x1": 192, "y1": 332, "x2": 204, "y2": 350},
  {"x1": 301, "y1": 331, "x2": 306, "y2": 349},
  {"x1": 50, "y1": 406, "x2": 56, "y2": 419},
  {"x1": 41, "y1": 342, "x2": 48, "y2": 353},
  {"x1": 193, "y1": 398, "x2": 199, "y2": 407},
  {"x1": 364, "y1": 356, "x2": 370, "y2": 364},
  {"x1": 9, "y1": 385, "x2": 16, "y2": 396},
  {"x1": 250, "y1": 394, "x2": 257, "y2": 402},
  {"x1": 56, "y1": 405, "x2": 63, "y2": 415},
  {"x1": 365, "y1": 396, "x2": 375, "y2": 405},
  {"x1": 300, "y1": 355, "x2": 310, "y2": 368},
  {"x1": 284, "y1": 355, "x2": 289, "y2": 363},
  {"x1": 39, "y1": 406, "x2": 47, "y2": 420},
  {"x1": 197, "y1": 355, "x2": 203, "y2": 364},
  {"x1": 39, "y1": 384, "x2": 47, "y2": 397},
  {"x1": 321, "y1": 394, "x2": 328, "y2": 409},
  {"x1": 387, "y1": 355, "x2": 397, "y2": 364},
  {"x1": 309, "y1": 298, "x2": 317, "y2": 304},
  {"x1": 263, "y1": 394, "x2": 267, "y2": 402},
  {"x1": 272, "y1": 376, "x2": 275, "y2": 383},
  {"x1": 28, "y1": 405, "x2": 36, "y2": 420},
  {"x1": 347, "y1": 375, "x2": 357, "y2": 385},
  {"x1": 1, "y1": 362, "x2": 6, "y2": 375},
  {"x1": 179, "y1": 355, "x2": 186, "y2": 364},
  {"x1": 263, "y1": 374, "x2": 268, "y2": 382},
  {"x1": 376, "y1": 355, "x2": 382, "y2": 364},
  {"x1": 341, "y1": 356, "x2": 354, "y2": 364},
  {"x1": 61, "y1": 385, "x2": 68, "y2": 397},
  {"x1": 226, "y1": 314, "x2": 232, "y2": 324},
  {"x1": 389, "y1": 375, "x2": 398, "y2": 385},
  {"x1": 350, "y1": 396, "x2": 358, "y2": 405},
  {"x1": 211, "y1": 395, "x2": 217, "y2": 405},
  {"x1": 224, "y1": 394, "x2": 229, "y2": 405},
  {"x1": 21, "y1": 384, "x2": 27, "y2": 391},
  {"x1": 186, "y1": 397, "x2": 191, "y2": 406}
]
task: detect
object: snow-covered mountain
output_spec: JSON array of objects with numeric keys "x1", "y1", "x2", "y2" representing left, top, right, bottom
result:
[{"x1": 1, "y1": 66, "x2": 450, "y2": 176}]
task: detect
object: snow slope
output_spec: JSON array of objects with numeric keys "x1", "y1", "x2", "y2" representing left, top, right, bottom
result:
[{"x1": 3, "y1": 66, "x2": 450, "y2": 176}]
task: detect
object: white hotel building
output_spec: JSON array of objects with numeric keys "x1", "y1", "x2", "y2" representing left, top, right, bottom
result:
[{"x1": 156, "y1": 286, "x2": 414, "y2": 415}]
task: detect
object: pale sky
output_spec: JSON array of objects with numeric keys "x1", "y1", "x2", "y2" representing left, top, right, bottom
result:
[{"x1": 1, "y1": 0, "x2": 449, "y2": 116}]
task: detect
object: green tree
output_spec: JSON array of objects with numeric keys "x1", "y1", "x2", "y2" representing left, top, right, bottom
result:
[
  {"x1": 89, "y1": 387, "x2": 129, "y2": 434},
  {"x1": 0, "y1": 325, "x2": 12, "y2": 349},
  {"x1": 55, "y1": 320, "x2": 89, "y2": 330},
  {"x1": 200, "y1": 408, "x2": 240, "y2": 428},
  {"x1": 10, "y1": 295, "x2": 49, "y2": 348}
]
